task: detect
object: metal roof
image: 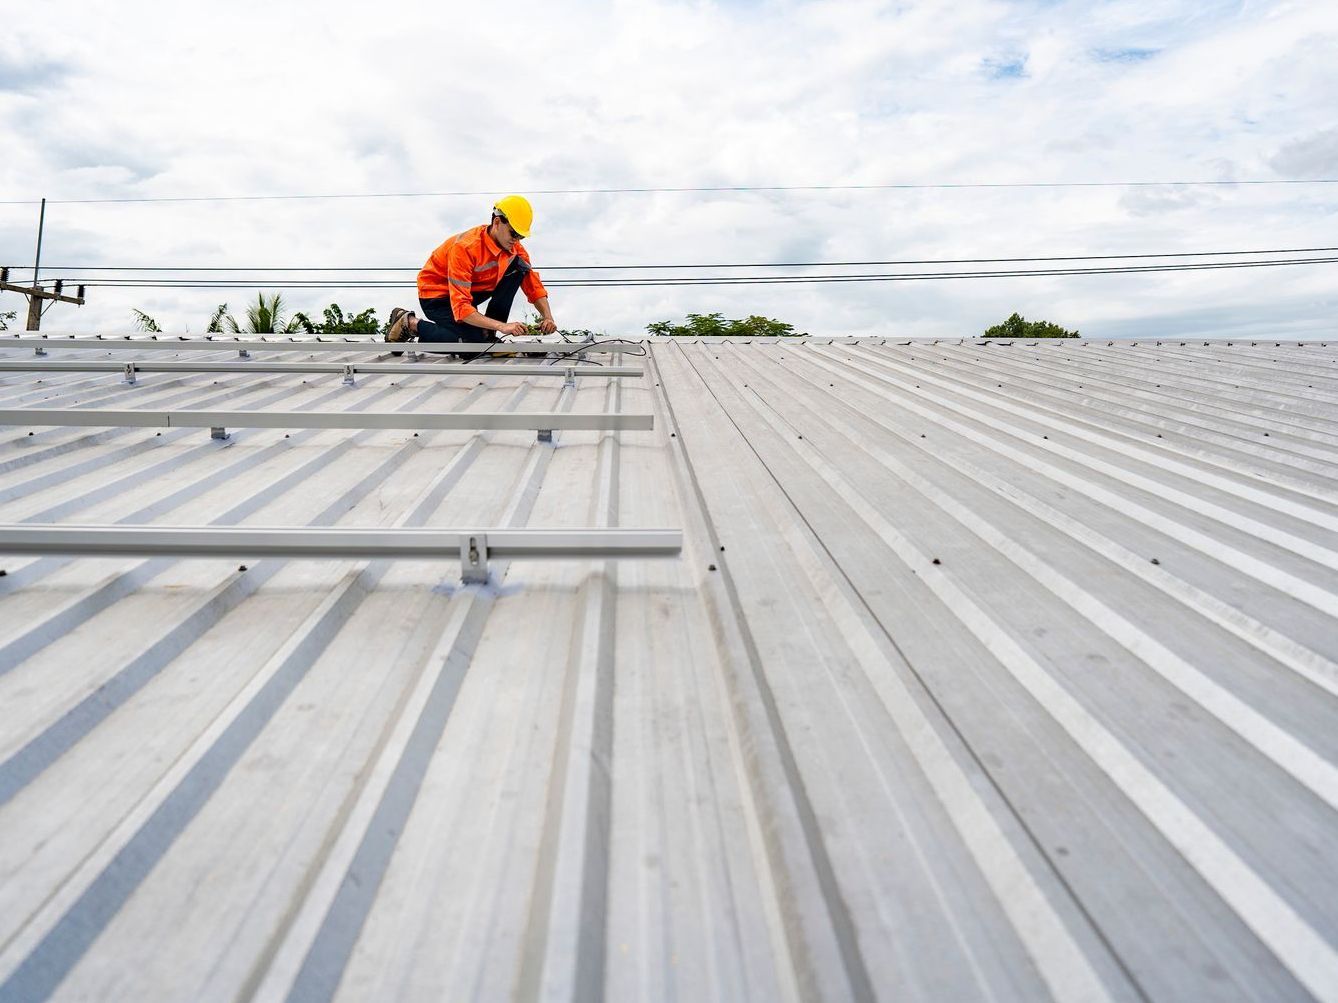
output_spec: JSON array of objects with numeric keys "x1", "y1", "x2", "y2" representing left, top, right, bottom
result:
[{"x1": 1, "y1": 335, "x2": 1337, "y2": 1002}]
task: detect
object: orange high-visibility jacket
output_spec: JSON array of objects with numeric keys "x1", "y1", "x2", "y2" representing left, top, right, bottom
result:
[{"x1": 416, "y1": 224, "x2": 549, "y2": 321}]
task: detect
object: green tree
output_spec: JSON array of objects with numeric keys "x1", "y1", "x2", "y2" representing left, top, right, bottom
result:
[
  {"x1": 131, "y1": 309, "x2": 162, "y2": 333},
  {"x1": 132, "y1": 298, "x2": 286, "y2": 334},
  {"x1": 290, "y1": 303, "x2": 380, "y2": 334},
  {"x1": 983, "y1": 312, "x2": 1079, "y2": 339},
  {"x1": 647, "y1": 312, "x2": 803, "y2": 337},
  {"x1": 205, "y1": 304, "x2": 229, "y2": 333},
  {"x1": 227, "y1": 292, "x2": 298, "y2": 334},
  {"x1": 0, "y1": 308, "x2": 18, "y2": 331}
]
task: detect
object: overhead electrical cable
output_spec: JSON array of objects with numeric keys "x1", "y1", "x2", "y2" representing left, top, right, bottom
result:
[
  {"x1": 27, "y1": 244, "x2": 1338, "y2": 273},
  {"x1": 18, "y1": 246, "x2": 1338, "y2": 272},
  {"x1": 53, "y1": 255, "x2": 1338, "y2": 290},
  {"x1": 2, "y1": 178, "x2": 1338, "y2": 205}
]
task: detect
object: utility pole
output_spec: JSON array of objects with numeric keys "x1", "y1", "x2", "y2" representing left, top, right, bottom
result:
[{"x1": 1, "y1": 198, "x2": 86, "y2": 331}]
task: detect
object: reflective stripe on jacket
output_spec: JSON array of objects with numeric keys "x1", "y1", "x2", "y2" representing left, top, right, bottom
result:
[{"x1": 416, "y1": 224, "x2": 549, "y2": 320}]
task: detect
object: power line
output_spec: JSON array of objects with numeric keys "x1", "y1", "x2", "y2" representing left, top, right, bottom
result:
[
  {"x1": 60, "y1": 255, "x2": 1338, "y2": 290},
  {"x1": 26, "y1": 245, "x2": 1338, "y2": 273},
  {"x1": 3, "y1": 179, "x2": 1338, "y2": 205},
  {"x1": 553, "y1": 256, "x2": 1338, "y2": 285}
]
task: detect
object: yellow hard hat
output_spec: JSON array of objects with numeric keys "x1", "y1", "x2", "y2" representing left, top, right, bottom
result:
[{"x1": 493, "y1": 195, "x2": 534, "y2": 237}]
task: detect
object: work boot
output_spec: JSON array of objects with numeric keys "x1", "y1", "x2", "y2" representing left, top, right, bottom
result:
[{"x1": 386, "y1": 307, "x2": 415, "y2": 343}]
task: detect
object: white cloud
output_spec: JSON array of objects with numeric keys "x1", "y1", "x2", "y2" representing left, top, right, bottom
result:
[{"x1": 1, "y1": 0, "x2": 1336, "y2": 339}]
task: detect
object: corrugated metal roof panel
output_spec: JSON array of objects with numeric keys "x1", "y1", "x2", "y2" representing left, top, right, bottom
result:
[{"x1": 1, "y1": 338, "x2": 1336, "y2": 1002}]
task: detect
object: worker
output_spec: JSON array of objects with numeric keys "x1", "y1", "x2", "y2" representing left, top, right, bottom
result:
[{"x1": 385, "y1": 195, "x2": 558, "y2": 350}]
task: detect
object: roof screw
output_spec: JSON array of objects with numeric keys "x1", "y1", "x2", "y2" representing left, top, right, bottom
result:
[
  {"x1": 708, "y1": 564, "x2": 717, "y2": 571},
  {"x1": 238, "y1": 564, "x2": 248, "y2": 572},
  {"x1": 931, "y1": 558, "x2": 942, "y2": 565},
  {"x1": 1150, "y1": 557, "x2": 1161, "y2": 565}
]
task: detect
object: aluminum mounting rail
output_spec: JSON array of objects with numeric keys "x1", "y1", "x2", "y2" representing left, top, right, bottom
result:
[
  {"x1": 0, "y1": 408, "x2": 653, "y2": 440},
  {"x1": 0, "y1": 335, "x2": 626, "y2": 356},
  {"x1": 0, "y1": 360, "x2": 643, "y2": 384},
  {"x1": 0, "y1": 525, "x2": 683, "y2": 584}
]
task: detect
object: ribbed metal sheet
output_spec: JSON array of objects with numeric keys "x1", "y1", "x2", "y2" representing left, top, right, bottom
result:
[{"x1": 0, "y1": 338, "x2": 1335, "y2": 1002}]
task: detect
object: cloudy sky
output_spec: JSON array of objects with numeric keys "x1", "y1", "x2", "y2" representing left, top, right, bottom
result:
[{"x1": 2, "y1": 0, "x2": 1336, "y2": 339}]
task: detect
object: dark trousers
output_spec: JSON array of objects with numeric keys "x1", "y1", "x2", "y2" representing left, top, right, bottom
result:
[{"x1": 416, "y1": 256, "x2": 530, "y2": 342}]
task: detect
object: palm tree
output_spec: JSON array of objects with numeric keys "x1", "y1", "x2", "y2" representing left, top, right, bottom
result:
[
  {"x1": 205, "y1": 303, "x2": 229, "y2": 333},
  {"x1": 227, "y1": 292, "x2": 295, "y2": 334},
  {"x1": 131, "y1": 309, "x2": 162, "y2": 333},
  {"x1": 132, "y1": 293, "x2": 299, "y2": 335}
]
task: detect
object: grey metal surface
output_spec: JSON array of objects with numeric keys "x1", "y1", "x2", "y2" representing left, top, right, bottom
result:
[
  {"x1": 0, "y1": 333, "x2": 630, "y2": 355},
  {"x1": 0, "y1": 337, "x2": 1336, "y2": 1002},
  {"x1": 0, "y1": 525, "x2": 682, "y2": 560},
  {"x1": 0, "y1": 408, "x2": 654, "y2": 431},
  {"x1": 0, "y1": 360, "x2": 645, "y2": 377}
]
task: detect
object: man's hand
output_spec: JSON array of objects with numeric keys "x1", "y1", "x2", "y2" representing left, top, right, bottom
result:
[
  {"x1": 538, "y1": 318, "x2": 558, "y2": 335},
  {"x1": 497, "y1": 321, "x2": 527, "y2": 337}
]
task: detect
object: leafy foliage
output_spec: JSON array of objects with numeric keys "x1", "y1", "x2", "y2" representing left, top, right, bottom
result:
[
  {"x1": 983, "y1": 312, "x2": 1079, "y2": 339},
  {"x1": 290, "y1": 303, "x2": 380, "y2": 334},
  {"x1": 205, "y1": 304, "x2": 229, "y2": 333},
  {"x1": 228, "y1": 292, "x2": 295, "y2": 334},
  {"x1": 133, "y1": 297, "x2": 298, "y2": 335},
  {"x1": 646, "y1": 312, "x2": 803, "y2": 337},
  {"x1": 131, "y1": 309, "x2": 162, "y2": 333},
  {"x1": 0, "y1": 309, "x2": 17, "y2": 331}
]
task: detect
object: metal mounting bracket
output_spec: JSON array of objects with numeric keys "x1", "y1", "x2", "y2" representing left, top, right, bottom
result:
[
  {"x1": 33, "y1": 345, "x2": 46, "y2": 356},
  {"x1": 461, "y1": 532, "x2": 489, "y2": 583},
  {"x1": 563, "y1": 365, "x2": 576, "y2": 389},
  {"x1": 405, "y1": 349, "x2": 418, "y2": 362},
  {"x1": 537, "y1": 429, "x2": 553, "y2": 443},
  {"x1": 238, "y1": 349, "x2": 251, "y2": 358},
  {"x1": 122, "y1": 362, "x2": 137, "y2": 385},
  {"x1": 576, "y1": 331, "x2": 596, "y2": 366},
  {"x1": 210, "y1": 426, "x2": 230, "y2": 440},
  {"x1": 342, "y1": 363, "x2": 356, "y2": 386}
]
